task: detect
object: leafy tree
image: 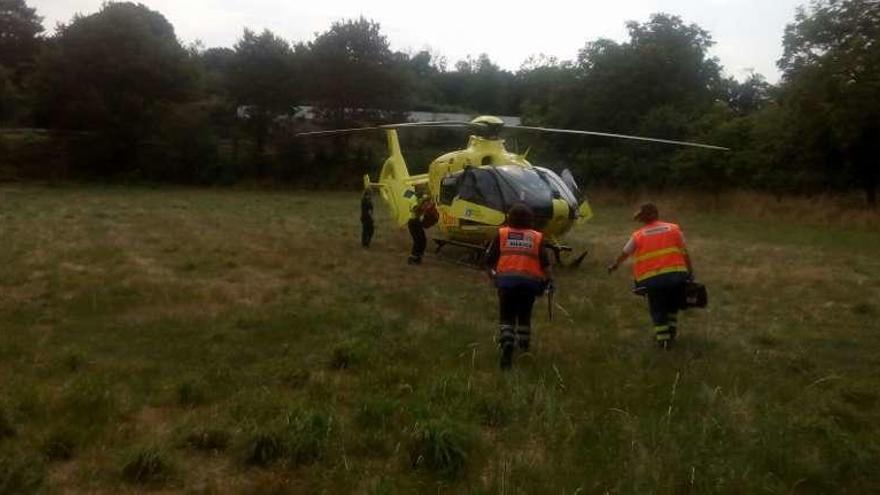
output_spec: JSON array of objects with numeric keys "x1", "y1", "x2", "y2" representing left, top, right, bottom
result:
[
  {"x1": 567, "y1": 14, "x2": 722, "y2": 134},
  {"x1": 306, "y1": 17, "x2": 408, "y2": 122},
  {"x1": 723, "y1": 73, "x2": 773, "y2": 115},
  {"x1": 779, "y1": 0, "x2": 880, "y2": 206},
  {"x1": 31, "y1": 1, "x2": 195, "y2": 171},
  {"x1": 227, "y1": 29, "x2": 299, "y2": 168},
  {"x1": 0, "y1": 63, "x2": 19, "y2": 121},
  {"x1": 516, "y1": 55, "x2": 575, "y2": 120},
  {"x1": 402, "y1": 49, "x2": 444, "y2": 110},
  {"x1": 520, "y1": 14, "x2": 726, "y2": 190},
  {"x1": 33, "y1": 2, "x2": 194, "y2": 127},
  {"x1": 199, "y1": 47, "x2": 235, "y2": 98},
  {"x1": 0, "y1": 0, "x2": 43, "y2": 78},
  {"x1": 430, "y1": 53, "x2": 518, "y2": 114},
  {"x1": 0, "y1": 0, "x2": 43, "y2": 123}
]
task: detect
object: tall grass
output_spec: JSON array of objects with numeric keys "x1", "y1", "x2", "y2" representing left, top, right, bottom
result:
[{"x1": 0, "y1": 186, "x2": 878, "y2": 492}]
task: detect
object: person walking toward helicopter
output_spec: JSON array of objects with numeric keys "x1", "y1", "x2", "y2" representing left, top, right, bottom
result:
[
  {"x1": 407, "y1": 189, "x2": 438, "y2": 264},
  {"x1": 485, "y1": 203, "x2": 553, "y2": 369},
  {"x1": 607, "y1": 203, "x2": 693, "y2": 349}
]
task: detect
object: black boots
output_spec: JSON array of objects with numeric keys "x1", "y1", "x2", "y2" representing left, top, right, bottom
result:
[
  {"x1": 516, "y1": 327, "x2": 531, "y2": 352},
  {"x1": 500, "y1": 343, "x2": 514, "y2": 370}
]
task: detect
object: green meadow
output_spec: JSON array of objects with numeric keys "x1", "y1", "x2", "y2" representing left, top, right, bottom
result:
[{"x1": 1, "y1": 186, "x2": 879, "y2": 493}]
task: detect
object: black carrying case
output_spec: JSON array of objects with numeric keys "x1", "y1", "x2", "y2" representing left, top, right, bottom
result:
[{"x1": 682, "y1": 281, "x2": 708, "y2": 309}]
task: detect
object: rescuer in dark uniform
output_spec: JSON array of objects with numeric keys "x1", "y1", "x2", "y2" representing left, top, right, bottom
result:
[
  {"x1": 361, "y1": 189, "x2": 374, "y2": 248},
  {"x1": 407, "y1": 191, "x2": 438, "y2": 265},
  {"x1": 485, "y1": 203, "x2": 553, "y2": 369}
]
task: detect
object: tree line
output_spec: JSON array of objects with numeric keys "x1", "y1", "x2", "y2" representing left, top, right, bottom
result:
[{"x1": 0, "y1": 0, "x2": 877, "y2": 206}]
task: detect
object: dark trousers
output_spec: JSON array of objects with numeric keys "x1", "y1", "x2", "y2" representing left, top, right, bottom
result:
[
  {"x1": 498, "y1": 286, "x2": 536, "y2": 349},
  {"x1": 640, "y1": 272, "x2": 688, "y2": 341},
  {"x1": 407, "y1": 219, "x2": 426, "y2": 258},
  {"x1": 361, "y1": 219, "x2": 374, "y2": 247}
]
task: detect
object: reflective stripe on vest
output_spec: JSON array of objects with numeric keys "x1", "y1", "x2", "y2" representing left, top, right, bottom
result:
[
  {"x1": 632, "y1": 222, "x2": 688, "y2": 282},
  {"x1": 497, "y1": 227, "x2": 544, "y2": 280}
]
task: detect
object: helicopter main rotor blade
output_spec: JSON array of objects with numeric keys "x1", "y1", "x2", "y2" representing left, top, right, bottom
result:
[
  {"x1": 508, "y1": 125, "x2": 730, "y2": 151},
  {"x1": 295, "y1": 121, "x2": 478, "y2": 137}
]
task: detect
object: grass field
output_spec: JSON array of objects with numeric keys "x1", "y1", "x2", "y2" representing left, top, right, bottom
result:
[{"x1": 1, "y1": 186, "x2": 879, "y2": 493}]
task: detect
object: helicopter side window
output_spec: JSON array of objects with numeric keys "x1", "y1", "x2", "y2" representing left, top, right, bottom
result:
[
  {"x1": 458, "y1": 169, "x2": 479, "y2": 203},
  {"x1": 439, "y1": 173, "x2": 461, "y2": 205},
  {"x1": 457, "y1": 167, "x2": 506, "y2": 212},
  {"x1": 473, "y1": 168, "x2": 505, "y2": 211}
]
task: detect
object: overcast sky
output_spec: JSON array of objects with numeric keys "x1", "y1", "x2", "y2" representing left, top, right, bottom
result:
[{"x1": 31, "y1": 0, "x2": 805, "y2": 82}]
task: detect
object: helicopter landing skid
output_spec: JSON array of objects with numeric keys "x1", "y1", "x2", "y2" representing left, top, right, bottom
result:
[
  {"x1": 433, "y1": 239, "x2": 486, "y2": 268},
  {"x1": 549, "y1": 245, "x2": 589, "y2": 268}
]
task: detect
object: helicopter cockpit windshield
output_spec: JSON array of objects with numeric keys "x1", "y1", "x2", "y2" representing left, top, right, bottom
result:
[{"x1": 442, "y1": 165, "x2": 557, "y2": 227}]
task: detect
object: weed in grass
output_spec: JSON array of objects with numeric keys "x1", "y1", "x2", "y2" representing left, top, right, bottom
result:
[
  {"x1": 121, "y1": 446, "x2": 173, "y2": 484},
  {"x1": 354, "y1": 397, "x2": 397, "y2": 431},
  {"x1": 0, "y1": 409, "x2": 15, "y2": 440},
  {"x1": 751, "y1": 334, "x2": 781, "y2": 348},
  {"x1": 329, "y1": 341, "x2": 360, "y2": 370},
  {"x1": 574, "y1": 415, "x2": 627, "y2": 480},
  {"x1": 367, "y1": 478, "x2": 399, "y2": 495},
  {"x1": 408, "y1": 418, "x2": 476, "y2": 479},
  {"x1": 852, "y1": 302, "x2": 874, "y2": 315},
  {"x1": 285, "y1": 410, "x2": 334, "y2": 465},
  {"x1": 351, "y1": 430, "x2": 392, "y2": 458},
  {"x1": 473, "y1": 396, "x2": 511, "y2": 428},
  {"x1": 184, "y1": 428, "x2": 231, "y2": 452},
  {"x1": 784, "y1": 352, "x2": 817, "y2": 375},
  {"x1": 839, "y1": 387, "x2": 878, "y2": 410},
  {"x1": 0, "y1": 451, "x2": 45, "y2": 494},
  {"x1": 59, "y1": 352, "x2": 87, "y2": 373},
  {"x1": 61, "y1": 376, "x2": 119, "y2": 426},
  {"x1": 244, "y1": 477, "x2": 296, "y2": 495},
  {"x1": 282, "y1": 368, "x2": 310, "y2": 389},
  {"x1": 176, "y1": 380, "x2": 207, "y2": 407},
  {"x1": 423, "y1": 372, "x2": 471, "y2": 411},
  {"x1": 235, "y1": 315, "x2": 266, "y2": 331},
  {"x1": 40, "y1": 429, "x2": 78, "y2": 462},
  {"x1": 242, "y1": 431, "x2": 285, "y2": 467},
  {"x1": 179, "y1": 260, "x2": 198, "y2": 272}
]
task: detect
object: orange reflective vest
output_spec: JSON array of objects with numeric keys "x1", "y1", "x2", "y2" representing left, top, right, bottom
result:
[
  {"x1": 496, "y1": 227, "x2": 545, "y2": 281},
  {"x1": 632, "y1": 221, "x2": 688, "y2": 282}
]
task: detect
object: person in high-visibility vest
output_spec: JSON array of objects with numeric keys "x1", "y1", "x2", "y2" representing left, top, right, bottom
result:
[
  {"x1": 484, "y1": 203, "x2": 553, "y2": 369},
  {"x1": 607, "y1": 203, "x2": 693, "y2": 349}
]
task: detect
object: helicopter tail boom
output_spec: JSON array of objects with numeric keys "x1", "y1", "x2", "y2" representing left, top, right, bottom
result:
[{"x1": 363, "y1": 130, "x2": 428, "y2": 227}]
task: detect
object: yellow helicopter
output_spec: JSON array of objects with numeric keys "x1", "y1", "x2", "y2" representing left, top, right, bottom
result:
[{"x1": 297, "y1": 115, "x2": 727, "y2": 263}]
